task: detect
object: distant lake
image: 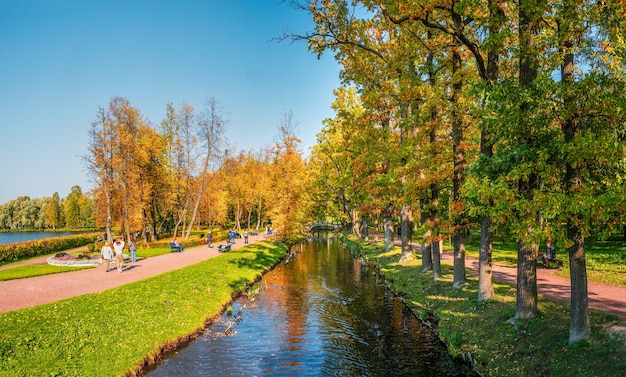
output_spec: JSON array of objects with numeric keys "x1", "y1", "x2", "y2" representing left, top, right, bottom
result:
[{"x1": 0, "y1": 232, "x2": 87, "y2": 245}]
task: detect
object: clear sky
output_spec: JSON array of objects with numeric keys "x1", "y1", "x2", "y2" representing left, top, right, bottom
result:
[{"x1": 0, "y1": 0, "x2": 341, "y2": 204}]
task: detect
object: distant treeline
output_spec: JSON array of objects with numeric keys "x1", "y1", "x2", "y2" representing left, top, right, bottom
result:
[{"x1": 0, "y1": 185, "x2": 94, "y2": 230}]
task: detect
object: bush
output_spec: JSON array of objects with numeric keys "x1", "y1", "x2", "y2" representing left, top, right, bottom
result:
[{"x1": 0, "y1": 233, "x2": 100, "y2": 265}]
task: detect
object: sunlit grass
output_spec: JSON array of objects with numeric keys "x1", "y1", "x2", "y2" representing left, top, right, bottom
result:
[
  {"x1": 0, "y1": 264, "x2": 94, "y2": 281},
  {"x1": 0, "y1": 241, "x2": 287, "y2": 377},
  {"x1": 347, "y1": 236, "x2": 626, "y2": 377}
]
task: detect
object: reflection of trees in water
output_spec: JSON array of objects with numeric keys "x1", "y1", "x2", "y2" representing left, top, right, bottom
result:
[{"x1": 147, "y1": 239, "x2": 473, "y2": 377}]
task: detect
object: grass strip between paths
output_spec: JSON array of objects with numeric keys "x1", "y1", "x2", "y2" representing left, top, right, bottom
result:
[
  {"x1": 341, "y1": 235, "x2": 626, "y2": 377},
  {"x1": 0, "y1": 241, "x2": 287, "y2": 377}
]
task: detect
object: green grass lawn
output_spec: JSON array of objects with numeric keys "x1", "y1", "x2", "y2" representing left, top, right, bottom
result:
[
  {"x1": 0, "y1": 264, "x2": 94, "y2": 281},
  {"x1": 344, "y1": 235, "x2": 626, "y2": 377},
  {"x1": 0, "y1": 241, "x2": 287, "y2": 377}
]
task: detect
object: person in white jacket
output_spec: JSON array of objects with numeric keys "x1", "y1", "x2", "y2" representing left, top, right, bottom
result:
[
  {"x1": 101, "y1": 241, "x2": 114, "y2": 272},
  {"x1": 113, "y1": 237, "x2": 125, "y2": 273}
]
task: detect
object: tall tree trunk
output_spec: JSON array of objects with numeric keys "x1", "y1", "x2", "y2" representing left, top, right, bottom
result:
[
  {"x1": 361, "y1": 215, "x2": 369, "y2": 241},
  {"x1": 512, "y1": 0, "x2": 543, "y2": 322},
  {"x1": 105, "y1": 187, "x2": 113, "y2": 244},
  {"x1": 478, "y1": 215, "x2": 495, "y2": 301},
  {"x1": 451, "y1": 47, "x2": 467, "y2": 288},
  {"x1": 476, "y1": 0, "x2": 503, "y2": 302},
  {"x1": 235, "y1": 197, "x2": 242, "y2": 231},
  {"x1": 399, "y1": 204, "x2": 414, "y2": 262},
  {"x1": 560, "y1": 5, "x2": 590, "y2": 342},
  {"x1": 420, "y1": 202, "x2": 433, "y2": 272},
  {"x1": 351, "y1": 209, "x2": 360, "y2": 237},
  {"x1": 256, "y1": 193, "x2": 263, "y2": 231},
  {"x1": 568, "y1": 222, "x2": 589, "y2": 342},
  {"x1": 515, "y1": 239, "x2": 538, "y2": 320},
  {"x1": 432, "y1": 239, "x2": 443, "y2": 281},
  {"x1": 430, "y1": 178, "x2": 441, "y2": 280},
  {"x1": 384, "y1": 215, "x2": 394, "y2": 251}
]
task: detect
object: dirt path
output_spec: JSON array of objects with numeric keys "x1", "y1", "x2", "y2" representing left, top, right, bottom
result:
[
  {"x1": 0, "y1": 234, "x2": 267, "y2": 314},
  {"x1": 438, "y1": 251, "x2": 626, "y2": 317}
]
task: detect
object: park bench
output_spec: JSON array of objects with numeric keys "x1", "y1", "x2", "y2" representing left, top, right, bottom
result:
[{"x1": 169, "y1": 243, "x2": 183, "y2": 252}]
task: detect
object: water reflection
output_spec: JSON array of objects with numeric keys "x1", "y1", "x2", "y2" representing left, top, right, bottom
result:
[{"x1": 146, "y1": 238, "x2": 474, "y2": 376}]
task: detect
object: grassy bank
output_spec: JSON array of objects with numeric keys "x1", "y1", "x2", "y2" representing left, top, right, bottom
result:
[
  {"x1": 342, "y1": 235, "x2": 626, "y2": 377},
  {"x1": 0, "y1": 241, "x2": 287, "y2": 377}
]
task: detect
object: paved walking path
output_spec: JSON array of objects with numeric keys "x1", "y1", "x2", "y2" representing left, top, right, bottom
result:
[
  {"x1": 0, "y1": 234, "x2": 266, "y2": 314},
  {"x1": 439, "y1": 251, "x2": 626, "y2": 317},
  {"x1": 1, "y1": 236, "x2": 624, "y2": 317}
]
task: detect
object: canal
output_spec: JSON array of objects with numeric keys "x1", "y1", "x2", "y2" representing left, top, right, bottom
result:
[{"x1": 146, "y1": 237, "x2": 475, "y2": 376}]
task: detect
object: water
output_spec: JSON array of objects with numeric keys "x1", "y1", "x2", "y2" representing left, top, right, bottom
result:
[
  {"x1": 0, "y1": 231, "x2": 85, "y2": 245},
  {"x1": 146, "y1": 238, "x2": 475, "y2": 376}
]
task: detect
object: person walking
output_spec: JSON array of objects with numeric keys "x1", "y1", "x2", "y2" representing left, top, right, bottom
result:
[
  {"x1": 207, "y1": 231, "x2": 213, "y2": 248},
  {"x1": 244, "y1": 230, "x2": 248, "y2": 244},
  {"x1": 101, "y1": 241, "x2": 114, "y2": 272},
  {"x1": 128, "y1": 236, "x2": 137, "y2": 263},
  {"x1": 113, "y1": 237, "x2": 125, "y2": 273}
]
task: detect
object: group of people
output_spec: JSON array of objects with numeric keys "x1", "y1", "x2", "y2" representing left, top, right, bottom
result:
[
  {"x1": 100, "y1": 236, "x2": 137, "y2": 273},
  {"x1": 170, "y1": 239, "x2": 184, "y2": 252},
  {"x1": 207, "y1": 229, "x2": 250, "y2": 248},
  {"x1": 101, "y1": 229, "x2": 257, "y2": 271}
]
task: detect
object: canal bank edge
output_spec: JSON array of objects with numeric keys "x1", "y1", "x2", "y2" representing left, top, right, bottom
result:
[
  {"x1": 0, "y1": 241, "x2": 289, "y2": 377},
  {"x1": 137, "y1": 242, "x2": 290, "y2": 376},
  {"x1": 337, "y1": 234, "x2": 626, "y2": 377}
]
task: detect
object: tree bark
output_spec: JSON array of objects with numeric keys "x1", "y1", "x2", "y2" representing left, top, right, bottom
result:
[
  {"x1": 568, "y1": 223, "x2": 590, "y2": 343},
  {"x1": 399, "y1": 204, "x2": 414, "y2": 262},
  {"x1": 560, "y1": 7, "x2": 590, "y2": 342},
  {"x1": 432, "y1": 239, "x2": 443, "y2": 281},
  {"x1": 512, "y1": 0, "x2": 543, "y2": 322},
  {"x1": 384, "y1": 215, "x2": 394, "y2": 252},
  {"x1": 361, "y1": 215, "x2": 369, "y2": 241},
  {"x1": 451, "y1": 47, "x2": 467, "y2": 288},
  {"x1": 478, "y1": 215, "x2": 495, "y2": 301},
  {"x1": 514, "y1": 239, "x2": 538, "y2": 320},
  {"x1": 420, "y1": 202, "x2": 433, "y2": 272}
]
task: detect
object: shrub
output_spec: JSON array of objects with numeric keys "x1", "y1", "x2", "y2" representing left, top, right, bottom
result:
[{"x1": 0, "y1": 233, "x2": 100, "y2": 265}]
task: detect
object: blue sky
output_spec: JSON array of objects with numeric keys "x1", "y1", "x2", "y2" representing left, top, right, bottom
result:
[{"x1": 0, "y1": 0, "x2": 341, "y2": 204}]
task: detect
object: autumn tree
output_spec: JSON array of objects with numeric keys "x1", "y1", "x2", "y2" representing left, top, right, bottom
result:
[
  {"x1": 85, "y1": 103, "x2": 117, "y2": 241},
  {"x1": 200, "y1": 168, "x2": 229, "y2": 231},
  {"x1": 86, "y1": 97, "x2": 159, "y2": 240},
  {"x1": 184, "y1": 97, "x2": 228, "y2": 240},
  {"x1": 43, "y1": 192, "x2": 63, "y2": 230},
  {"x1": 309, "y1": 88, "x2": 361, "y2": 230},
  {"x1": 550, "y1": 0, "x2": 626, "y2": 344},
  {"x1": 63, "y1": 185, "x2": 84, "y2": 229},
  {"x1": 265, "y1": 111, "x2": 313, "y2": 244}
]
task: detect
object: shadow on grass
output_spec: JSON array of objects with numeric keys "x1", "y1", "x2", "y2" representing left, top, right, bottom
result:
[
  {"x1": 225, "y1": 242, "x2": 287, "y2": 291},
  {"x1": 350, "y1": 236, "x2": 626, "y2": 377}
]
